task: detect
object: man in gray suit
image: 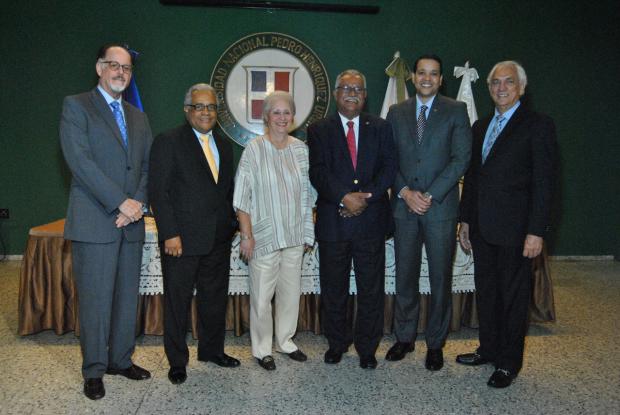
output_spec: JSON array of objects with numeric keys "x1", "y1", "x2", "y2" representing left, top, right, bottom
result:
[
  {"x1": 60, "y1": 44, "x2": 153, "y2": 400},
  {"x1": 385, "y1": 54, "x2": 471, "y2": 370}
]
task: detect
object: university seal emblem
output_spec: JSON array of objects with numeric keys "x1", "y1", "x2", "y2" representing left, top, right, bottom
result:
[{"x1": 211, "y1": 32, "x2": 330, "y2": 146}]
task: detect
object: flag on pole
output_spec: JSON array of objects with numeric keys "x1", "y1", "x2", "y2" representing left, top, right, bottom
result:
[
  {"x1": 454, "y1": 61, "x2": 479, "y2": 125},
  {"x1": 380, "y1": 51, "x2": 411, "y2": 119},
  {"x1": 122, "y1": 47, "x2": 144, "y2": 111}
]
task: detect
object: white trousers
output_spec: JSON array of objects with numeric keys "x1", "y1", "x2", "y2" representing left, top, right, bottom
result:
[{"x1": 248, "y1": 245, "x2": 303, "y2": 359}]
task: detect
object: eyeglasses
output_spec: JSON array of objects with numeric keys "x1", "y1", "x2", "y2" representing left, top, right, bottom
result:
[
  {"x1": 101, "y1": 60, "x2": 133, "y2": 73},
  {"x1": 186, "y1": 103, "x2": 218, "y2": 112},
  {"x1": 336, "y1": 85, "x2": 366, "y2": 94}
]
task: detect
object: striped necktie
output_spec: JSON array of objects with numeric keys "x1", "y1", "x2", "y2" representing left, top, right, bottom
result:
[{"x1": 482, "y1": 115, "x2": 505, "y2": 163}]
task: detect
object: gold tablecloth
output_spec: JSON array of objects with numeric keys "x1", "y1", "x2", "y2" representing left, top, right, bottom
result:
[{"x1": 18, "y1": 219, "x2": 555, "y2": 337}]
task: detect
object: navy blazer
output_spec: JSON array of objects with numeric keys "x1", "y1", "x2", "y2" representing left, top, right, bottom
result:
[
  {"x1": 148, "y1": 123, "x2": 236, "y2": 256},
  {"x1": 459, "y1": 105, "x2": 558, "y2": 246},
  {"x1": 308, "y1": 112, "x2": 396, "y2": 241}
]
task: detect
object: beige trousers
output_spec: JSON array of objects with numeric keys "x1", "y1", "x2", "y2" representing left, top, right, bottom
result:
[{"x1": 248, "y1": 245, "x2": 303, "y2": 359}]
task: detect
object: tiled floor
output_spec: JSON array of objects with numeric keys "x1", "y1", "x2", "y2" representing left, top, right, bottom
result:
[{"x1": 0, "y1": 259, "x2": 618, "y2": 414}]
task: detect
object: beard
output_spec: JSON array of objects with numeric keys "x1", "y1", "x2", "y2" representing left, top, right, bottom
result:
[{"x1": 108, "y1": 77, "x2": 128, "y2": 93}]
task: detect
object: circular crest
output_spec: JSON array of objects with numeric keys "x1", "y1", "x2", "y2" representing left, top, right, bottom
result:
[{"x1": 211, "y1": 32, "x2": 330, "y2": 146}]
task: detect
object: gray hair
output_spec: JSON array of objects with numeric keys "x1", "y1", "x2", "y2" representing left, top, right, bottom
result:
[
  {"x1": 334, "y1": 69, "x2": 367, "y2": 89},
  {"x1": 262, "y1": 91, "x2": 296, "y2": 124},
  {"x1": 183, "y1": 83, "x2": 218, "y2": 106},
  {"x1": 486, "y1": 61, "x2": 528, "y2": 90}
]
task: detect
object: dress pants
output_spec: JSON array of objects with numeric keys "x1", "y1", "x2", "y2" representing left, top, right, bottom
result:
[
  {"x1": 393, "y1": 216, "x2": 456, "y2": 349},
  {"x1": 162, "y1": 240, "x2": 231, "y2": 368},
  {"x1": 471, "y1": 232, "x2": 532, "y2": 373},
  {"x1": 248, "y1": 245, "x2": 304, "y2": 359},
  {"x1": 72, "y1": 238, "x2": 142, "y2": 379},
  {"x1": 319, "y1": 237, "x2": 385, "y2": 357}
]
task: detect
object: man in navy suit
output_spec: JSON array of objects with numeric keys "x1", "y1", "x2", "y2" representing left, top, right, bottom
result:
[
  {"x1": 308, "y1": 69, "x2": 396, "y2": 369},
  {"x1": 148, "y1": 83, "x2": 239, "y2": 385},
  {"x1": 457, "y1": 61, "x2": 558, "y2": 388},
  {"x1": 60, "y1": 44, "x2": 153, "y2": 400}
]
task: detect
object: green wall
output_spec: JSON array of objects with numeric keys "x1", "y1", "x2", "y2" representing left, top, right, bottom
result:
[{"x1": 1, "y1": 0, "x2": 619, "y2": 255}]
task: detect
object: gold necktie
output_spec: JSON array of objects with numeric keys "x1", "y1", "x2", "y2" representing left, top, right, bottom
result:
[{"x1": 200, "y1": 133, "x2": 219, "y2": 183}]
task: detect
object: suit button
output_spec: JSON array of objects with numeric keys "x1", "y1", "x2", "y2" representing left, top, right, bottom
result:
[
  {"x1": 127, "y1": 166, "x2": 132, "y2": 171},
  {"x1": 414, "y1": 178, "x2": 419, "y2": 182},
  {"x1": 353, "y1": 179, "x2": 359, "y2": 184},
  {"x1": 417, "y1": 159, "x2": 421, "y2": 163}
]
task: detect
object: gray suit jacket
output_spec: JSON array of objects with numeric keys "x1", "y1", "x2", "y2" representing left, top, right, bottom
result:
[
  {"x1": 387, "y1": 94, "x2": 472, "y2": 221},
  {"x1": 60, "y1": 88, "x2": 153, "y2": 243}
]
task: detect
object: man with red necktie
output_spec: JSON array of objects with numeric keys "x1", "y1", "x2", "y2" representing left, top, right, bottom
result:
[{"x1": 308, "y1": 69, "x2": 396, "y2": 369}]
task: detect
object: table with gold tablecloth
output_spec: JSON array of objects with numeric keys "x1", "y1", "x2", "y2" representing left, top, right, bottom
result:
[{"x1": 18, "y1": 219, "x2": 555, "y2": 337}]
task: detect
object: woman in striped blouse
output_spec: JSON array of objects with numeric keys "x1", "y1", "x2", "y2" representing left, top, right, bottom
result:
[{"x1": 233, "y1": 91, "x2": 315, "y2": 371}]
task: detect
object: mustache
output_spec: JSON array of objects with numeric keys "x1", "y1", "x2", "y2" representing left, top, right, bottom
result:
[
  {"x1": 344, "y1": 96, "x2": 360, "y2": 104},
  {"x1": 112, "y1": 75, "x2": 126, "y2": 82}
]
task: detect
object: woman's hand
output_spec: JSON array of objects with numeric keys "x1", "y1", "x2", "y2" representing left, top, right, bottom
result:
[{"x1": 240, "y1": 238, "x2": 255, "y2": 262}]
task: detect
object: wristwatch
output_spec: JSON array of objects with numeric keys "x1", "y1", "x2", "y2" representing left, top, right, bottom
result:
[{"x1": 423, "y1": 192, "x2": 432, "y2": 200}]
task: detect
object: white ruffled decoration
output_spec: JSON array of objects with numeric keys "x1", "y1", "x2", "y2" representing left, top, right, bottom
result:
[{"x1": 454, "y1": 61, "x2": 479, "y2": 125}]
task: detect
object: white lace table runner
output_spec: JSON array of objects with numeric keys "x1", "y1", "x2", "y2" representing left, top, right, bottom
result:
[{"x1": 140, "y1": 217, "x2": 475, "y2": 296}]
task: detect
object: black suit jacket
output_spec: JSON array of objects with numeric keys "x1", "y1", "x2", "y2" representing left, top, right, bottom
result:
[
  {"x1": 148, "y1": 123, "x2": 236, "y2": 255},
  {"x1": 308, "y1": 112, "x2": 397, "y2": 241},
  {"x1": 459, "y1": 105, "x2": 557, "y2": 246}
]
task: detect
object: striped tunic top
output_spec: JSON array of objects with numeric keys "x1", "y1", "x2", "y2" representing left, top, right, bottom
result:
[{"x1": 233, "y1": 136, "x2": 315, "y2": 259}]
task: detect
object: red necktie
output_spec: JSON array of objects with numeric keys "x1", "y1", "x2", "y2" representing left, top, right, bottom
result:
[{"x1": 346, "y1": 120, "x2": 357, "y2": 169}]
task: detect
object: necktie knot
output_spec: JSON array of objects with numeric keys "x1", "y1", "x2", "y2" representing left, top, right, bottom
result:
[
  {"x1": 496, "y1": 115, "x2": 505, "y2": 127},
  {"x1": 419, "y1": 105, "x2": 428, "y2": 119},
  {"x1": 347, "y1": 120, "x2": 354, "y2": 129}
]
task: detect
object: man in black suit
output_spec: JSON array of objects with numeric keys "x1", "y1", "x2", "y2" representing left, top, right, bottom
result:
[
  {"x1": 308, "y1": 69, "x2": 396, "y2": 369},
  {"x1": 457, "y1": 61, "x2": 557, "y2": 388},
  {"x1": 148, "y1": 83, "x2": 240, "y2": 385},
  {"x1": 60, "y1": 44, "x2": 153, "y2": 400},
  {"x1": 385, "y1": 55, "x2": 472, "y2": 371}
]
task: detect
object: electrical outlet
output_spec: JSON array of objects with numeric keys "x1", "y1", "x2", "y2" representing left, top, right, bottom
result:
[{"x1": 0, "y1": 208, "x2": 9, "y2": 219}]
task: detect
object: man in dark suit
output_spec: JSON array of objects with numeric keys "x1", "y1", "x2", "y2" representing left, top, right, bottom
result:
[
  {"x1": 457, "y1": 61, "x2": 557, "y2": 388},
  {"x1": 308, "y1": 69, "x2": 396, "y2": 369},
  {"x1": 385, "y1": 55, "x2": 472, "y2": 371},
  {"x1": 148, "y1": 83, "x2": 239, "y2": 385},
  {"x1": 60, "y1": 44, "x2": 153, "y2": 400}
]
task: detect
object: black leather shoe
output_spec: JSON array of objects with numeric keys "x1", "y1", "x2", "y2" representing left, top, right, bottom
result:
[
  {"x1": 385, "y1": 342, "x2": 414, "y2": 361},
  {"x1": 425, "y1": 348, "x2": 444, "y2": 371},
  {"x1": 168, "y1": 367, "x2": 187, "y2": 385},
  {"x1": 257, "y1": 356, "x2": 276, "y2": 371},
  {"x1": 324, "y1": 349, "x2": 343, "y2": 364},
  {"x1": 84, "y1": 378, "x2": 105, "y2": 400},
  {"x1": 456, "y1": 352, "x2": 492, "y2": 366},
  {"x1": 359, "y1": 355, "x2": 378, "y2": 369},
  {"x1": 287, "y1": 349, "x2": 308, "y2": 362},
  {"x1": 199, "y1": 353, "x2": 240, "y2": 368},
  {"x1": 487, "y1": 368, "x2": 516, "y2": 388},
  {"x1": 106, "y1": 364, "x2": 151, "y2": 380}
]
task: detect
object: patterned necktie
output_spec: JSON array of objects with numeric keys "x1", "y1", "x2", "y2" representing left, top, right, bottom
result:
[
  {"x1": 200, "y1": 133, "x2": 219, "y2": 183},
  {"x1": 110, "y1": 101, "x2": 128, "y2": 148},
  {"x1": 417, "y1": 105, "x2": 427, "y2": 144},
  {"x1": 346, "y1": 120, "x2": 357, "y2": 169},
  {"x1": 482, "y1": 115, "x2": 505, "y2": 163}
]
